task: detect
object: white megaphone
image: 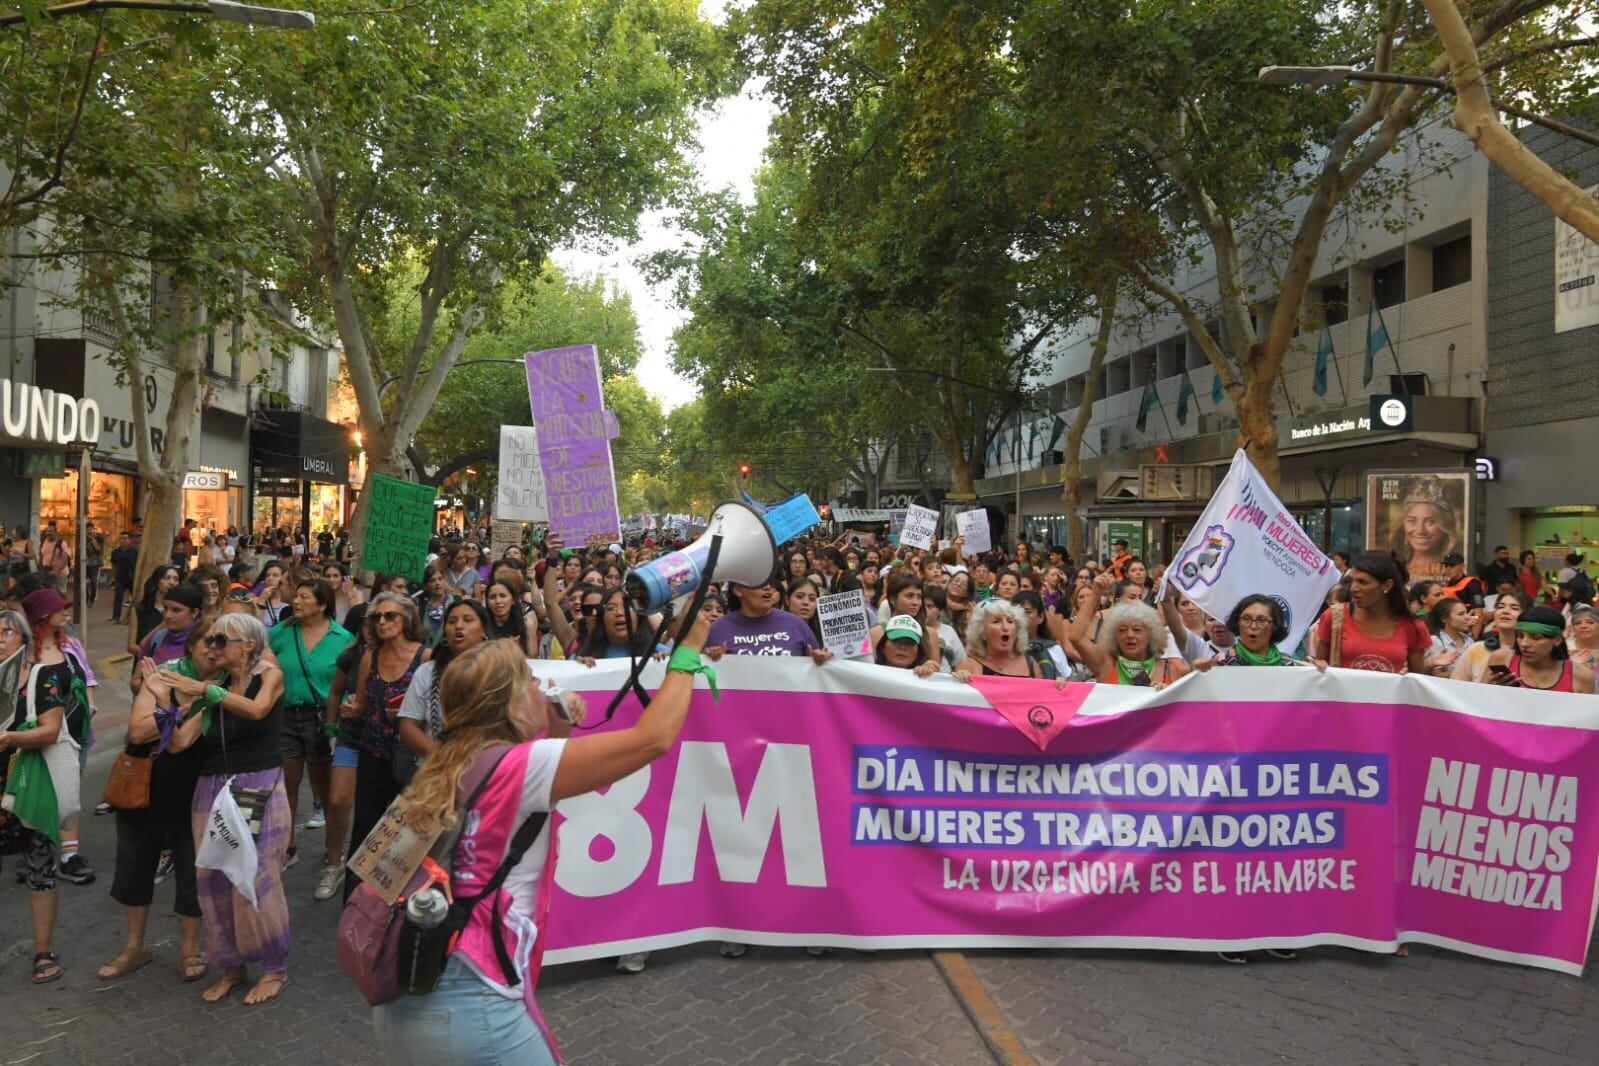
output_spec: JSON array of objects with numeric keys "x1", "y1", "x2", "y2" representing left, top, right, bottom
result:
[{"x1": 625, "y1": 500, "x2": 778, "y2": 614}]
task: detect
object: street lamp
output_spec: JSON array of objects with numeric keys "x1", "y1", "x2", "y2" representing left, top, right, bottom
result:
[
  {"x1": 0, "y1": 0, "x2": 315, "y2": 28},
  {"x1": 1258, "y1": 65, "x2": 1599, "y2": 150}
]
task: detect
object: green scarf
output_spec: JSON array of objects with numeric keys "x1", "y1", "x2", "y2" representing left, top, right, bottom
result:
[
  {"x1": 1232, "y1": 643, "x2": 1284, "y2": 667},
  {"x1": 1115, "y1": 655, "x2": 1157, "y2": 686}
]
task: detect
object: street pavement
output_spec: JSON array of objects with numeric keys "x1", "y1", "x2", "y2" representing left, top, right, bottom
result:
[{"x1": 3, "y1": 612, "x2": 1599, "y2": 1064}]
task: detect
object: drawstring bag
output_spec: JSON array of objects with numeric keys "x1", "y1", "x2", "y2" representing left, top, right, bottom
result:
[{"x1": 196, "y1": 777, "x2": 259, "y2": 908}]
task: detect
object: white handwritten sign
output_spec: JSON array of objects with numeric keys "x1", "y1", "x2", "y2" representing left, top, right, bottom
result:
[
  {"x1": 496, "y1": 425, "x2": 549, "y2": 522},
  {"x1": 900, "y1": 505, "x2": 939, "y2": 550},
  {"x1": 956, "y1": 509, "x2": 991, "y2": 556}
]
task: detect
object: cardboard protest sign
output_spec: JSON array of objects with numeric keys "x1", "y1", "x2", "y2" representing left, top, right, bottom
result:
[
  {"x1": 816, "y1": 590, "x2": 872, "y2": 658},
  {"x1": 496, "y1": 425, "x2": 549, "y2": 522},
  {"x1": 524, "y1": 345, "x2": 621, "y2": 542},
  {"x1": 955, "y1": 508, "x2": 991, "y2": 556},
  {"x1": 362, "y1": 475, "x2": 437, "y2": 579},
  {"x1": 764, "y1": 493, "x2": 822, "y2": 544},
  {"x1": 900, "y1": 505, "x2": 939, "y2": 550},
  {"x1": 490, "y1": 519, "x2": 524, "y2": 561}
]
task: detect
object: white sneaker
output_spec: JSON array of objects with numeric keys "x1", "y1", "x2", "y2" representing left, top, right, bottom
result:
[
  {"x1": 314, "y1": 864, "x2": 344, "y2": 900},
  {"x1": 304, "y1": 805, "x2": 326, "y2": 830},
  {"x1": 718, "y1": 942, "x2": 746, "y2": 958},
  {"x1": 615, "y1": 952, "x2": 650, "y2": 974}
]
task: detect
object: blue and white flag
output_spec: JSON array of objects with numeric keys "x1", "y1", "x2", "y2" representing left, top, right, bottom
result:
[{"x1": 1157, "y1": 450, "x2": 1338, "y2": 653}]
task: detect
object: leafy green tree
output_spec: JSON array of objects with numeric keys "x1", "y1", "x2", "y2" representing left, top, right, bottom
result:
[
  {"x1": 412, "y1": 267, "x2": 646, "y2": 479},
  {"x1": 238, "y1": 0, "x2": 733, "y2": 564}
]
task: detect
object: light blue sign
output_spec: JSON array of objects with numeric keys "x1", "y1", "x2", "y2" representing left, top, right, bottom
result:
[{"x1": 763, "y1": 493, "x2": 822, "y2": 544}]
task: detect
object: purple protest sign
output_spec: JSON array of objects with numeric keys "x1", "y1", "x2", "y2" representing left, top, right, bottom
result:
[{"x1": 524, "y1": 344, "x2": 621, "y2": 542}]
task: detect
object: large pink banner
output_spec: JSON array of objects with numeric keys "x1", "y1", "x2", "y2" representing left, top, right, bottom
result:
[{"x1": 536, "y1": 659, "x2": 1599, "y2": 974}]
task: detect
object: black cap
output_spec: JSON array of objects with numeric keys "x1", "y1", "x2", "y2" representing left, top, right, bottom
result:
[
  {"x1": 164, "y1": 584, "x2": 203, "y2": 611},
  {"x1": 1442, "y1": 551, "x2": 1465, "y2": 566}
]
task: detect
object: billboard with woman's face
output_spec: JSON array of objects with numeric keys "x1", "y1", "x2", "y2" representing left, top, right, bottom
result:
[{"x1": 1365, "y1": 471, "x2": 1472, "y2": 583}]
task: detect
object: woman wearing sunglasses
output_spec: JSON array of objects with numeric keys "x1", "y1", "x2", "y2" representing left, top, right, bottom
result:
[
  {"x1": 338, "y1": 593, "x2": 425, "y2": 902},
  {"x1": 160, "y1": 613, "x2": 289, "y2": 1005}
]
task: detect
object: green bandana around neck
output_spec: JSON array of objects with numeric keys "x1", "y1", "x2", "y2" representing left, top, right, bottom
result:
[
  {"x1": 1115, "y1": 655, "x2": 1157, "y2": 686},
  {"x1": 1232, "y1": 642, "x2": 1284, "y2": 667}
]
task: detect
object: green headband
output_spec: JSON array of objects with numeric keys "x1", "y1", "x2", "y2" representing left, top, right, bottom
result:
[{"x1": 1515, "y1": 621, "x2": 1564, "y2": 638}]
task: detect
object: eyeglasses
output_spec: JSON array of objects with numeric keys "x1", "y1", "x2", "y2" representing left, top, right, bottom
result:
[
  {"x1": 1238, "y1": 616, "x2": 1275, "y2": 629},
  {"x1": 204, "y1": 634, "x2": 236, "y2": 649},
  {"x1": 371, "y1": 611, "x2": 404, "y2": 623},
  {"x1": 603, "y1": 602, "x2": 628, "y2": 615}
]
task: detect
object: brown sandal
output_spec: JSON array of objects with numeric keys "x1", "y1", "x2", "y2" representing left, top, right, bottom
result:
[
  {"x1": 97, "y1": 947, "x2": 153, "y2": 980},
  {"x1": 244, "y1": 972, "x2": 289, "y2": 1005},
  {"x1": 180, "y1": 953, "x2": 209, "y2": 982}
]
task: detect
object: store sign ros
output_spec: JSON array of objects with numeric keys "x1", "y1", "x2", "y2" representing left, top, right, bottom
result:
[{"x1": 0, "y1": 381, "x2": 101, "y2": 447}]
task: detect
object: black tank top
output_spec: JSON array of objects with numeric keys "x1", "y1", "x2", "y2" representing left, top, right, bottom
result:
[{"x1": 198, "y1": 673, "x2": 285, "y2": 776}]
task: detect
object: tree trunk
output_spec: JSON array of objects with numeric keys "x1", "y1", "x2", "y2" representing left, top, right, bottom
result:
[
  {"x1": 1063, "y1": 286, "x2": 1118, "y2": 561},
  {"x1": 944, "y1": 445, "x2": 975, "y2": 496},
  {"x1": 1422, "y1": 0, "x2": 1599, "y2": 244},
  {"x1": 1234, "y1": 371, "x2": 1281, "y2": 488}
]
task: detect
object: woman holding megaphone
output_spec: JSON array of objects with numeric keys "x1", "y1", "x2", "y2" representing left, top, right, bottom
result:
[{"x1": 370, "y1": 616, "x2": 714, "y2": 1064}]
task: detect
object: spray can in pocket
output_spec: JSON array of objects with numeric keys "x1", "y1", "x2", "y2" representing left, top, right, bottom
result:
[{"x1": 398, "y1": 886, "x2": 454, "y2": 995}]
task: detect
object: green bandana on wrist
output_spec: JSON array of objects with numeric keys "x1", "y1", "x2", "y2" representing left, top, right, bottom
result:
[
  {"x1": 1232, "y1": 643, "x2": 1284, "y2": 667},
  {"x1": 666, "y1": 645, "x2": 719, "y2": 702}
]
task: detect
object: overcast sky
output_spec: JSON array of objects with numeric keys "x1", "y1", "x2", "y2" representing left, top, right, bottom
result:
[{"x1": 552, "y1": 81, "x2": 773, "y2": 412}]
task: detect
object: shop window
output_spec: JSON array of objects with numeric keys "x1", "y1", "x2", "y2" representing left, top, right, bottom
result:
[
  {"x1": 1432, "y1": 236, "x2": 1471, "y2": 291},
  {"x1": 1373, "y1": 260, "x2": 1406, "y2": 308}
]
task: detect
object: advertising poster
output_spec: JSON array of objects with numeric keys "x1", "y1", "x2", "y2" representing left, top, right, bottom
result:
[{"x1": 1365, "y1": 470, "x2": 1472, "y2": 583}]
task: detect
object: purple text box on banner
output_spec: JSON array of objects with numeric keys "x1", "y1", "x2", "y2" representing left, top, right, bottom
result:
[
  {"x1": 524, "y1": 344, "x2": 621, "y2": 543},
  {"x1": 536, "y1": 660, "x2": 1599, "y2": 975}
]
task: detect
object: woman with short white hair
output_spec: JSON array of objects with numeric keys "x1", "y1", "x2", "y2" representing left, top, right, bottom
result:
[
  {"x1": 162, "y1": 610, "x2": 291, "y2": 1005},
  {"x1": 956, "y1": 599, "x2": 1042, "y2": 679},
  {"x1": 1069, "y1": 599, "x2": 1188, "y2": 688}
]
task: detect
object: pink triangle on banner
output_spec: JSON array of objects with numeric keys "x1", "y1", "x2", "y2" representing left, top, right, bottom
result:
[{"x1": 969, "y1": 676, "x2": 1094, "y2": 751}]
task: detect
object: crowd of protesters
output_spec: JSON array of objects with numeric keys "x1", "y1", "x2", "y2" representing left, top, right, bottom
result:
[{"x1": 0, "y1": 513, "x2": 1594, "y2": 1055}]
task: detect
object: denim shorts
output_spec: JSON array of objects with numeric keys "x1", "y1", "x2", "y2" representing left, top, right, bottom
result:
[
  {"x1": 373, "y1": 956, "x2": 557, "y2": 1066},
  {"x1": 332, "y1": 743, "x2": 359, "y2": 770}
]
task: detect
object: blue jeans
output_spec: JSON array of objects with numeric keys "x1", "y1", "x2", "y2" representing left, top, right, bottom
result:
[{"x1": 373, "y1": 956, "x2": 557, "y2": 1066}]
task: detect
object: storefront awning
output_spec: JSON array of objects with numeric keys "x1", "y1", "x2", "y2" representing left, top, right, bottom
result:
[{"x1": 251, "y1": 408, "x2": 351, "y2": 484}]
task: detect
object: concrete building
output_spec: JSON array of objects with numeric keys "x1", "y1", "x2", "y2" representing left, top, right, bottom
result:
[
  {"x1": 975, "y1": 118, "x2": 1491, "y2": 569},
  {"x1": 1480, "y1": 114, "x2": 1599, "y2": 574},
  {"x1": 1, "y1": 213, "x2": 350, "y2": 558}
]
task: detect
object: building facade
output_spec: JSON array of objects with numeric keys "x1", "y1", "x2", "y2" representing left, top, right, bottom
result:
[
  {"x1": 975, "y1": 119, "x2": 1492, "y2": 567},
  {"x1": 0, "y1": 216, "x2": 352, "y2": 559},
  {"x1": 1481, "y1": 113, "x2": 1599, "y2": 573}
]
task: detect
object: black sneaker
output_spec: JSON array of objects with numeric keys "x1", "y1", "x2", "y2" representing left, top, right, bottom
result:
[
  {"x1": 58, "y1": 854, "x2": 96, "y2": 885},
  {"x1": 153, "y1": 854, "x2": 175, "y2": 885}
]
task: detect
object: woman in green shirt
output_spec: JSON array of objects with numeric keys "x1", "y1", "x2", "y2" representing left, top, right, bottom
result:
[{"x1": 267, "y1": 578, "x2": 354, "y2": 868}]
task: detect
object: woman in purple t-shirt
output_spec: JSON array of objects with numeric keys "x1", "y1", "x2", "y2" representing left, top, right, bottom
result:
[{"x1": 704, "y1": 576, "x2": 832, "y2": 664}]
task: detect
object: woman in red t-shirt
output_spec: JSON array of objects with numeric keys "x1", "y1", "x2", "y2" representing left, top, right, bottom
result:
[
  {"x1": 1516, "y1": 549, "x2": 1545, "y2": 604},
  {"x1": 1313, "y1": 551, "x2": 1428, "y2": 674}
]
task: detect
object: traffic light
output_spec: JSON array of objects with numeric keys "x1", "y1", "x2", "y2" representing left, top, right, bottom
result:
[{"x1": 738, "y1": 462, "x2": 752, "y2": 479}]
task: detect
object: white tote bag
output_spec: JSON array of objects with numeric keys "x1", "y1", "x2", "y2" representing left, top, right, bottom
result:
[{"x1": 195, "y1": 777, "x2": 260, "y2": 908}]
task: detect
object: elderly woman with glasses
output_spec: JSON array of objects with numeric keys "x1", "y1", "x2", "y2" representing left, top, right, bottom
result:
[
  {"x1": 339, "y1": 592, "x2": 425, "y2": 902},
  {"x1": 161, "y1": 613, "x2": 290, "y2": 1005}
]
